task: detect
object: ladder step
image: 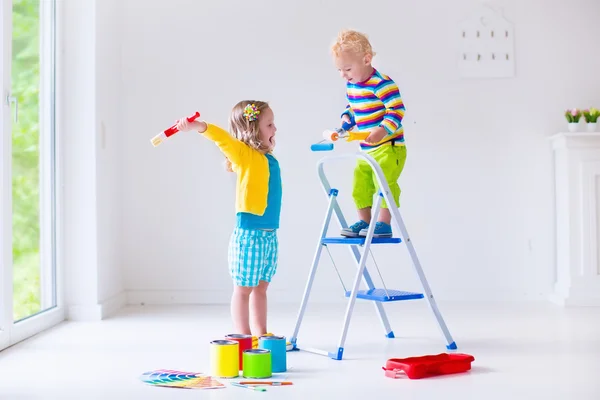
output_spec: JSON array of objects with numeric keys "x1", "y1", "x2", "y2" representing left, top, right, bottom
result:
[
  {"x1": 322, "y1": 237, "x2": 402, "y2": 245},
  {"x1": 345, "y1": 289, "x2": 424, "y2": 302}
]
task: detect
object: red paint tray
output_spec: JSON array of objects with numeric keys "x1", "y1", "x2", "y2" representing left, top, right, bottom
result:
[{"x1": 382, "y1": 353, "x2": 475, "y2": 379}]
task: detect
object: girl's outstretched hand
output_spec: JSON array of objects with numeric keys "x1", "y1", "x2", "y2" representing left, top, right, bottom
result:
[{"x1": 175, "y1": 118, "x2": 206, "y2": 133}]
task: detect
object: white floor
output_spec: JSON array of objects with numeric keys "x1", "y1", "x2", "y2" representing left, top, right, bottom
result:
[{"x1": 0, "y1": 301, "x2": 599, "y2": 399}]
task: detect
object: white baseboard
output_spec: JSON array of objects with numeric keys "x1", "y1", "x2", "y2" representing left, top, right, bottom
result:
[
  {"x1": 548, "y1": 292, "x2": 600, "y2": 307},
  {"x1": 549, "y1": 280, "x2": 600, "y2": 307},
  {"x1": 125, "y1": 288, "x2": 548, "y2": 306},
  {"x1": 67, "y1": 291, "x2": 127, "y2": 321},
  {"x1": 126, "y1": 289, "x2": 315, "y2": 305},
  {"x1": 101, "y1": 291, "x2": 127, "y2": 318}
]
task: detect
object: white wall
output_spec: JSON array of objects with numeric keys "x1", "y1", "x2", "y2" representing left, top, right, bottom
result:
[
  {"x1": 59, "y1": 0, "x2": 124, "y2": 320},
  {"x1": 95, "y1": 0, "x2": 125, "y2": 310},
  {"x1": 116, "y1": 0, "x2": 600, "y2": 304},
  {"x1": 60, "y1": 0, "x2": 99, "y2": 318}
]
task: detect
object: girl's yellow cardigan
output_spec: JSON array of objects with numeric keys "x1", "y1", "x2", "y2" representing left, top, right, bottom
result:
[{"x1": 202, "y1": 123, "x2": 270, "y2": 216}]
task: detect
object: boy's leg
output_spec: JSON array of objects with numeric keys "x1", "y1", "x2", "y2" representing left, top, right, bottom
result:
[
  {"x1": 353, "y1": 158, "x2": 376, "y2": 210},
  {"x1": 375, "y1": 144, "x2": 407, "y2": 216},
  {"x1": 228, "y1": 228, "x2": 261, "y2": 334},
  {"x1": 342, "y1": 160, "x2": 376, "y2": 237},
  {"x1": 252, "y1": 231, "x2": 278, "y2": 336},
  {"x1": 358, "y1": 145, "x2": 407, "y2": 236}
]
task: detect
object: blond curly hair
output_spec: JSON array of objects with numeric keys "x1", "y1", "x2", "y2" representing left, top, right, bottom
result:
[{"x1": 331, "y1": 29, "x2": 376, "y2": 58}]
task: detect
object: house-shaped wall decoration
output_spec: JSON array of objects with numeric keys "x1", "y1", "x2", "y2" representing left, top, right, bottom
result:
[{"x1": 457, "y1": 6, "x2": 515, "y2": 78}]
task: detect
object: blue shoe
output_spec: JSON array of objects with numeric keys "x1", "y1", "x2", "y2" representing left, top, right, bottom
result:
[
  {"x1": 341, "y1": 220, "x2": 369, "y2": 237},
  {"x1": 359, "y1": 222, "x2": 393, "y2": 238}
]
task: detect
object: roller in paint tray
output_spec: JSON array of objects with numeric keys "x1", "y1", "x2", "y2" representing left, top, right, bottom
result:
[
  {"x1": 243, "y1": 349, "x2": 272, "y2": 379},
  {"x1": 209, "y1": 340, "x2": 239, "y2": 378},
  {"x1": 224, "y1": 334, "x2": 253, "y2": 369},
  {"x1": 382, "y1": 353, "x2": 475, "y2": 379},
  {"x1": 258, "y1": 335, "x2": 287, "y2": 373}
]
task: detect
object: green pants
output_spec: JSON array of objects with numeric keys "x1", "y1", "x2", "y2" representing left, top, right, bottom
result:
[{"x1": 353, "y1": 144, "x2": 407, "y2": 209}]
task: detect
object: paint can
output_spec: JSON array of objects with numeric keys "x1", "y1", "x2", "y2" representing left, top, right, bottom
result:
[
  {"x1": 259, "y1": 335, "x2": 287, "y2": 373},
  {"x1": 209, "y1": 340, "x2": 239, "y2": 378},
  {"x1": 242, "y1": 349, "x2": 272, "y2": 378},
  {"x1": 224, "y1": 334, "x2": 253, "y2": 369}
]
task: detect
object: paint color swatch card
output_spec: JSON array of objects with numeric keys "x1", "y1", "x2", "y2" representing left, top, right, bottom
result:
[{"x1": 140, "y1": 369, "x2": 225, "y2": 389}]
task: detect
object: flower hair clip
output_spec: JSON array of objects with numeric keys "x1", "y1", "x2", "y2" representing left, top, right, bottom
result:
[{"x1": 243, "y1": 103, "x2": 261, "y2": 122}]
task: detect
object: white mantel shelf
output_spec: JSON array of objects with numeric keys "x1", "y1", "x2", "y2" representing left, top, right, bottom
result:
[
  {"x1": 550, "y1": 132, "x2": 600, "y2": 306},
  {"x1": 550, "y1": 132, "x2": 600, "y2": 148}
]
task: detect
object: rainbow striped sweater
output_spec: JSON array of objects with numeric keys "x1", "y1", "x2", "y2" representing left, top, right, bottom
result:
[{"x1": 341, "y1": 69, "x2": 406, "y2": 149}]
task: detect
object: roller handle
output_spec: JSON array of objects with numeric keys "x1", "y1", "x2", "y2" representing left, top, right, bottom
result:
[
  {"x1": 348, "y1": 131, "x2": 370, "y2": 142},
  {"x1": 323, "y1": 128, "x2": 370, "y2": 142}
]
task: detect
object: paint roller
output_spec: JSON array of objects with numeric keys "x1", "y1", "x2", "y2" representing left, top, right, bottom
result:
[
  {"x1": 310, "y1": 120, "x2": 371, "y2": 152},
  {"x1": 150, "y1": 111, "x2": 201, "y2": 147}
]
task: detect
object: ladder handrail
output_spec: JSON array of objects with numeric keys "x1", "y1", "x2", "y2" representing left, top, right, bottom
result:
[{"x1": 316, "y1": 151, "x2": 401, "y2": 233}]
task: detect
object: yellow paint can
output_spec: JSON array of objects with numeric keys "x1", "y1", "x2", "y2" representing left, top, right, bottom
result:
[{"x1": 210, "y1": 340, "x2": 239, "y2": 378}]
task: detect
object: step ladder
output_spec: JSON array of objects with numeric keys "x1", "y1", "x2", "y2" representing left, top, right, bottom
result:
[{"x1": 289, "y1": 150, "x2": 456, "y2": 360}]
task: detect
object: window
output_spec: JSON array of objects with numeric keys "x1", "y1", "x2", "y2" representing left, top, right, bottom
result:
[{"x1": 1, "y1": 0, "x2": 60, "y2": 351}]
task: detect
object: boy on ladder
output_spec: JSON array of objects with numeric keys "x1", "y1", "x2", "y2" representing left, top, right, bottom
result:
[{"x1": 331, "y1": 29, "x2": 407, "y2": 238}]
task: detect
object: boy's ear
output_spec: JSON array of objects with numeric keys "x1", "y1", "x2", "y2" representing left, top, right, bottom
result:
[{"x1": 363, "y1": 53, "x2": 373, "y2": 65}]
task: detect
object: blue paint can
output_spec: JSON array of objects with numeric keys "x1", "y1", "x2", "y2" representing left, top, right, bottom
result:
[{"x1": 258, "y1": 335, "x2": 286, "y2": 373}]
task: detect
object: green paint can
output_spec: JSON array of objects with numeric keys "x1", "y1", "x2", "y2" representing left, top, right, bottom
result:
[{"x1": 242, "y1": 349, "x2": 272, "y2": 378}]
